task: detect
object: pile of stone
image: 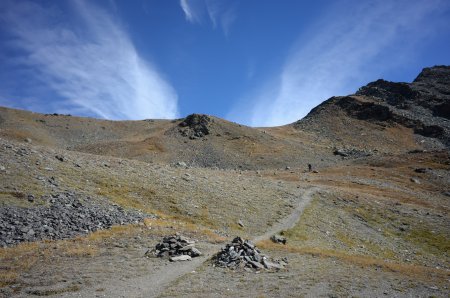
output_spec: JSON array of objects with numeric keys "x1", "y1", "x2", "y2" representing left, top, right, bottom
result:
[
  {"x1": 214, "y1": 237, "x2": 287, "y2": 271},
  {"x1": 148, "y1": 234, "x2": 202, "y2": 262},
  {"x1": 0, "y1": 192, "x2": 154, "y2": 247}
]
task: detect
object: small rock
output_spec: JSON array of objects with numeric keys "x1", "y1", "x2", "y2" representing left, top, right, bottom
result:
[
  {"x1": 170, "y1": 255, "x2": 192, "y2": 262},
  {"x1": 238, "y1": 220, "x2": 244, "y2": 227},
  {"x1": 271, "y1": 234, "x2": 287, "y2": 244},
  {"x1": 262, "y1": 259, "x2": 284, "y2": 270},
  {"x1": 249, "y1": 260, "x2": 265, "y2": 270},
  {"x1": 27, "y1": 194, "x2": 35, "y2": 202},
  {"x1": 55, "y1": 155, "x2": 64, "y2": 162},
  {"x1": 175, "y1": 161, "x2": 187, "y2": 167},
  {"x1": 189, "y1": 247, "x2": 202, "y2": 257},
  {"x1": 25, "y1": 138, "x2": 32, "y2": 143},
  {"x1": 410, "y1": 177, "x2": 420, "y2": 184}
]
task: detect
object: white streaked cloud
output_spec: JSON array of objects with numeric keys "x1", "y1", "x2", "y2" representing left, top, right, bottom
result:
[
  {"x1": 180, "y1": 0, "x2": 199, "y2": 23},
  {"x1": 0, "y1": 0, "x2": 179, "y2": 120},
  {"x1": 205, "y1": 0, "x2": 236, "y2": 36},
  {"x1": 228, "y1": 0, "x2": 450, "y2": 127},
  {"x1": 179, "y1": 0, "x2": 236, "y2": 35}
]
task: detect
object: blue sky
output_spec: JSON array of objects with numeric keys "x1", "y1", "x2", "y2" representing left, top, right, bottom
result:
[{"x1": 0, "y1": 0, "x2": 449, "y2": 126}]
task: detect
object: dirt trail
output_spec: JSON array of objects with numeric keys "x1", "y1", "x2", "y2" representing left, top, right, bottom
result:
[
  {"x1": 59, "y1": 187, "x2": 317, "y2": 298},
  {"x1": 253, "y1": 187, "x2": 318, "y2": 243}
]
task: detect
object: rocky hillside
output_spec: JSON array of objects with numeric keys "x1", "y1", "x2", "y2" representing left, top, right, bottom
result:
[
  {"x1": 0, "y1": 106, "x2": 336, "y2": 170},
  {"x1": 1, "y1": 66, "x2": 449, "y2": 171}
]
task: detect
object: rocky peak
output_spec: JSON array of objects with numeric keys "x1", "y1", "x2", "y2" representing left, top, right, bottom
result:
[
  {"x1": 413, "y1": 65, "x2": 450, "y2": 85},
  {"x1": 178, "y1": 113, "x2": 213, "y2": 139},
  {"x1": 297, "y1": 65, "x2": 450, "y2": 148},
  {"x1": 410, "y1": 66, "x2": 450, "y2": 119}
]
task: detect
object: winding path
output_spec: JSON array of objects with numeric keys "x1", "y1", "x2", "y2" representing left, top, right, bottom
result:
[
  {"x1": 60, "y1": 187, "x2": 318, "y2": 298},
  {"x1": 253, "y1": 187, "x2": 317, "y2": 243}
]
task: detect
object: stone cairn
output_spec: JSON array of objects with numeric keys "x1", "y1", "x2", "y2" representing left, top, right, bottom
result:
[
  {"x1": 213, "y1": 237, "x2": 287, "y2": 271},
  {"x1": 147, "y1": 234, "x2": 202, "y2": 262}
]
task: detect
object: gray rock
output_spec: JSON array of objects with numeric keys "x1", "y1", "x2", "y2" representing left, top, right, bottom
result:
[
  {"x1": 249, "y1": 260, "x2": 265, "y2": 270},
  {"x1": 262, "y1": 259, "x2": 284, "y2": 270},
  {"x1": 190, "y1": 247, "x2": 202, "y2": 257},
  {"x1": 169, "y1": 255, "x2": 192, "y2": 262},
  {"x1": 410, "y1": 177, "x2": 420, "y2": 184},
  {"x1": 175, "y1": 161, "x2": 187, "y2": 167},
  {"x1": 271, "y1": 234, "x2": 287, "y2": 244},
  {"x1": 27, "y1": 194, "x2": 35, "y2": 202},
  {"x1": 244, "y1": 240, "x2": 255, "y2": 250},
  {"x1": 414, "y1": 168, "x2": 428, "y2": 173},
  {"x1": 178, "y1": 244, "x2": 195, "y2": 251}
]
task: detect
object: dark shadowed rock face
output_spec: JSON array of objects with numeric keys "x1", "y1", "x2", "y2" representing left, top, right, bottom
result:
[
  {"x1": 412, "y1": 65, "x2": 450, "y2": 119},
  {"x1": 335, "y1": 96, "x2": 393, "y2": 121},
  {"x1": 356, "y1": 79, "x2": 419, "y2": 108},
  {"x1": 433, "y1": 102, "x2": 450, "y2": 119}
]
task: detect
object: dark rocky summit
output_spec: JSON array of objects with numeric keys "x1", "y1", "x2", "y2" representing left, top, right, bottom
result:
[
  {"x1": 178, "y1": 114, "x2": 212, "y2": 139},
  {"x1": 298, "y1": 66, "x2": 450, "y2": 147}
]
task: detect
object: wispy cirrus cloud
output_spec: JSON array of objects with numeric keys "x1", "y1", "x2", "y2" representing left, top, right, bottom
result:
[
  {"x1": 180, "y1": 0, "x2": 199, "y2": 23},
  {"x1": 179, "y1": 0, "x2": 236, "y2": 35},
  {"x1": 228, "y1": 0, "x2": 450, "y2": 127},
  {"x1": 0, "y1": 0, "x2": 178, "y2": 120}
]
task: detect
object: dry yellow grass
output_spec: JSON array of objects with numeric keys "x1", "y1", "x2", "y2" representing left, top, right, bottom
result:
[
  {"x1": 0, "y1": 216, "x2": 225, "y2": 288},
  {"x1": 256, "y1": 240, "x2": 450, "y2": 283},
  {"x1": 0, "y1": 271, "x2": 18, "y2": 288},
  {"x1": 0, "y1": 242, "x2": 40, "y2": 287},
  {"x1": 143, "y1": 218, "x2": 227, "y2": 243}
]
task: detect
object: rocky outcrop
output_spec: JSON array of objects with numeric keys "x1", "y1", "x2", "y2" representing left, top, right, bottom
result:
[
  {"x1": 356, "y1": 79, "x2": 419, "y2": 108},
  {"x1": 299, "y1": 66, "x2": 450, "y2": 148},
  {"x1": 178, "y1": 114, "x2": 212, "y2": 139}
]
